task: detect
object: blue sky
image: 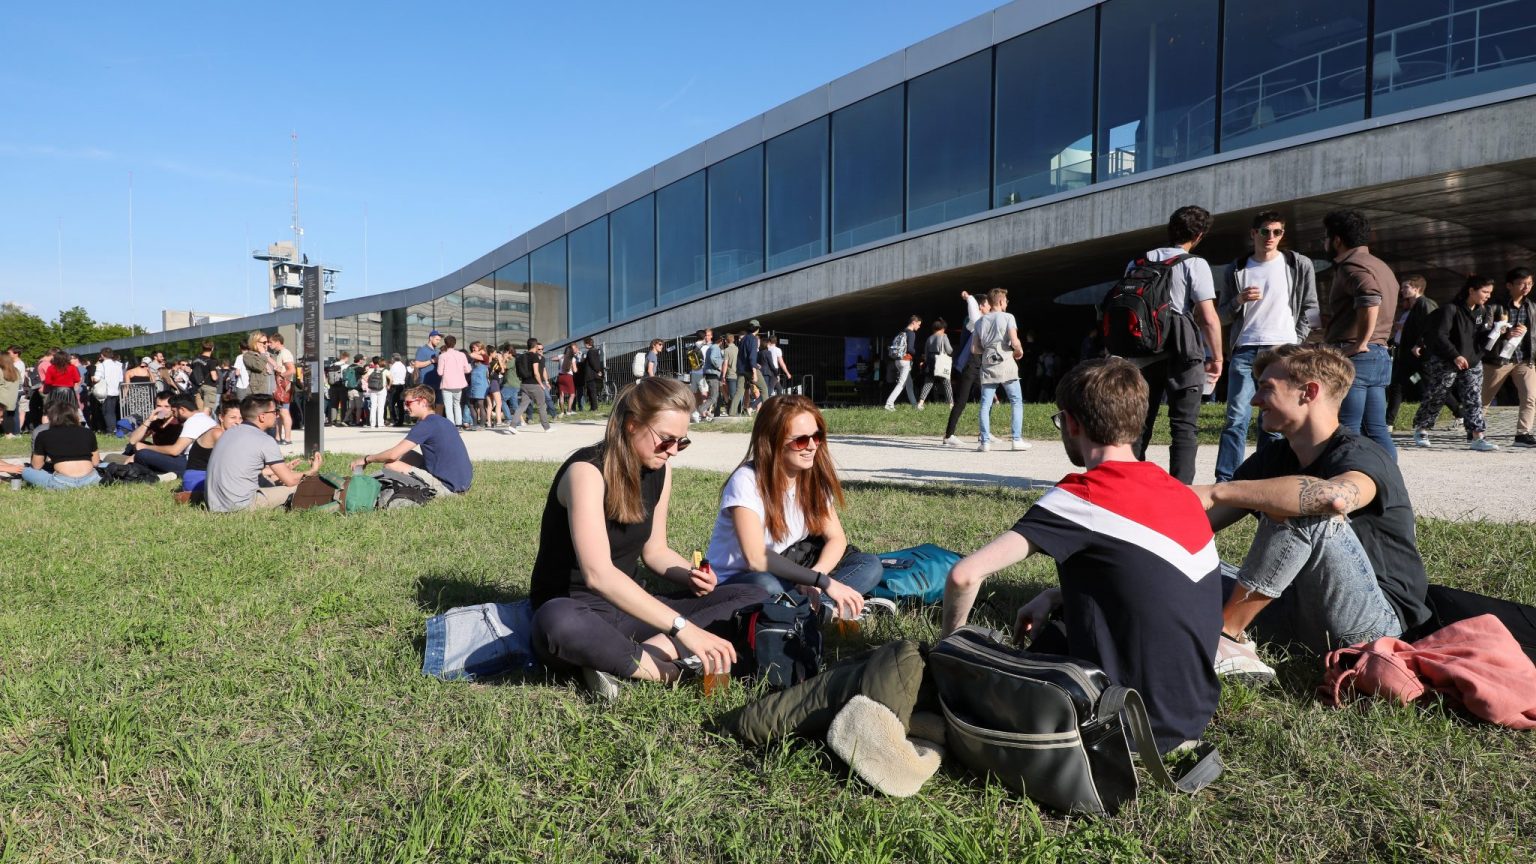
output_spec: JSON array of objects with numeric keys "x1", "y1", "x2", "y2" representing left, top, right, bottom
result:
[{"x1": 0, "y1": 1, "x2": 1002, "y2": 331}]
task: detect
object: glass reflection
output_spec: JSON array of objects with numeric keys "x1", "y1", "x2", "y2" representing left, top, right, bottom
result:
[
  {"x1": 1098, "y1": 0, "x2": 1219, "y2": 179},
  {"x1": 494, "y1": 256, "x2": 531, "y2": 347},
  {"x1": 568, "y1": 217, "x2": 609, "y2": 335},
  {"x1": 463, "y1": 275, "x2": 496, "y2": 351},
  {"x1": 995, "y1": 10, "x2": 1095, "y2": 204},
  {"x1": 1374, "y1": 0, "x2": 1536, "y2": 116},
  {"x1": 832, "y1": 86, "x2": 903, "y2": 251},
  {"x1": 709, "y1": 145, "x2": 764, "y2": 289},
  {"x1": 907, "y1": 51, "x2": 992, "y2": 230},
  {"x1": 611, "y1": 195, "x2": 656, "y2": 320},
  {"x1": 766, "y1": 117, "x2": 828, "y2": 270},
  {"x1": 658, "y1": 172, "x2": 707, "y2": 304}
]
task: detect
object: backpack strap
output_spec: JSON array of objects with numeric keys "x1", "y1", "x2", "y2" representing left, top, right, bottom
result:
[{"x1": 1099, "y1": 685, "x2": 1223, "y2": 794}]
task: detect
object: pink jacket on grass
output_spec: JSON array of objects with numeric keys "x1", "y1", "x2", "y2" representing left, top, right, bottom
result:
[{"x1": 1319, "y1": 614, "x2": 1536, "y2": 729}]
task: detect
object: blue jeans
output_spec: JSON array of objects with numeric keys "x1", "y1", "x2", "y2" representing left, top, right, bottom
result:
[
  {"x1": 22, "y1": 467, "x2": 101, "y2": 490},
  {"x1": 979, "y1": 379, "x2": 1023, "y2": 443},
  {"x1": 135, "y1": 448, "x2": 187, "y2": 476},
  {"x1": 731, "y1": 550, "x2": 885, "y2": 598},
  {"x1": 1216, "y1": 345, "x2": 1285, "y2": 482},
  {"x1": 1338, "y1": 344, "x2": 1396, "y2": 459},
  {"x1": 1236, "y1": 514, "x2": 1402, "y2": 654}
]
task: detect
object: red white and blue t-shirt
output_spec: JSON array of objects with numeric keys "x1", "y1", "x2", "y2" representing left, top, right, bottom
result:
[{"x1": 1011, "y1": 460, "x2": 1222, "y2": 752}]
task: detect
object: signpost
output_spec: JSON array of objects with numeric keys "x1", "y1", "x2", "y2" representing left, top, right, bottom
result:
[{"x1": 301, "y1": 265, "x2": 324, "y2": 456}]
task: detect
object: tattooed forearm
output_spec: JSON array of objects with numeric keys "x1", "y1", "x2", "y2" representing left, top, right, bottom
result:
[{"x1": 1297, "y1": 476, "x2": 1359, "y2": 516}]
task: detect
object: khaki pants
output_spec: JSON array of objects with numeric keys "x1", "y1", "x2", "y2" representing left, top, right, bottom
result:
[
  {"x1": 249, "y1": 486, "x2": 296, "y2": 510},
  {"x1": 1481, "y1": 361, "x2": 1536, "y2": 435}
]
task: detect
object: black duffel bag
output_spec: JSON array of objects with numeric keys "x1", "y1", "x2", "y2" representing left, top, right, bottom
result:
[{"x1": 928, "y1": 626, "x2": 1222, "y2": 816}]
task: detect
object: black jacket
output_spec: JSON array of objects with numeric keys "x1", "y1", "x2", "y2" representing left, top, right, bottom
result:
[
  {"x1": 1426, "y1": 302, "x2": 1494, "y2": 365},
  {"x1": 1483, "y1": 300, "x2": 1534, "y2": 366},
  {"x1": 1395, "y1": 295, "x2": 1438, "y2": 355}
]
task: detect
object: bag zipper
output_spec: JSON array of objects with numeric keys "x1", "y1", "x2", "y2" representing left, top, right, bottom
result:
[
  {"x1": 938, "y1": 698, "x2": 1081, "y2": 748},
  {"x1": 942, "y1": 631, "x2": 1101, "y2": 701}
]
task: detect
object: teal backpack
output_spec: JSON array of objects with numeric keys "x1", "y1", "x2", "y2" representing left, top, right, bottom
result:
[
  {"x1": 341, "y1": 473, "x2": 382, "y2": 513},
  {"x1": 872, "y1": 544, "x2": 961, "y2": 605}
]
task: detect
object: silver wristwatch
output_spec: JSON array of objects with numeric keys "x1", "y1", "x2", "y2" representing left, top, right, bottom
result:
[{"x1": 668, "y1": 615, "x2": 689, "y2": 637}]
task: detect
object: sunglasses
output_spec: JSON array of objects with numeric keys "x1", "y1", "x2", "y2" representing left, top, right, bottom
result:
[
  {"x1": 1254, "y1": 228, "x2": 1284, "y2": 237},
  {"x1": 785, "y1": 431, "x2": 825, "y2": 451},
  {"x1": 647, "y1": 425, "x2": 691, "y2": 453}
]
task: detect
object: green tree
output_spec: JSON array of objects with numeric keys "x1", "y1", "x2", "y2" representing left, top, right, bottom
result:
[
  {"x1": 0, "y1": 302, "x2": 56, "y2": 360},
  {"x1": 53, "y1": 305, "x2": 99, "y2": 347}
]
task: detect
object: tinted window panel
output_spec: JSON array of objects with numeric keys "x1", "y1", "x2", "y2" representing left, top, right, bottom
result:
[
  {"x1": 530, "y1": 238, "x2": 568, "y2": 345},
  {"x1": 463, "y1": 275, "x2": 496, "y2": 351},
  {"x1": 995, "y1": 10, "x2": 1095, "y2": 204},
  {"x1": 766, "y1": 117, "x2": 829, "y2": 270},
  {"x1": 1098, "y1": 0, "x2": 1219, "y2": 178},
  {"x1": 658, "y1": 172, "x2": 707, "y2": 304},
  {"x1": 568, "y1": 217, "x2": 609, "y2": 336},
  {"x1": 907, "y1": 51, "x2": 992, "y2": 230},
  {"x1": 610, "y1": 195, "x2": 656, "y2": 320},
  {"x1": 494, "y1": 256, "x2": 531, "y2": 347},
  {"x1": 709, "y1": 145, "x2": 764, "y2": 289},
  {"x1": 1374, "y1": 0, "x2": 1536, "y2": 116},
  {"x1": 832, "y1": 86, "x2": 904, "y2": 251}
]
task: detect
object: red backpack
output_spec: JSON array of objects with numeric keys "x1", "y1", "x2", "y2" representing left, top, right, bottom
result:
[{"x1": 1099, "y1": 254, "x2": 1190, "y2": 357}]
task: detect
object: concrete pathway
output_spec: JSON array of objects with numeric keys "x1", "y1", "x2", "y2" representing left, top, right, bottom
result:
[{"x1": 303, "y1": 419, "x2": 1532, "y2": 524}]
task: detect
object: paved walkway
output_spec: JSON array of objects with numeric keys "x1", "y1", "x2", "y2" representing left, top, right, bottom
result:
[{"x1": 306, "y1": 415, "x2": 1532, "y2": 524}]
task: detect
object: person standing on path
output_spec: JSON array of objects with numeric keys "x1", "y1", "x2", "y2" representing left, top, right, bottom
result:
[
  {"x1": 1413, "y1": 275, "x2": 1500, "y2": 451},
  {"x1": 942, "y1": 290, "x2": 991, "y2": 446},
  {"x1": 436, "y1": 335, "x2": 471, "y2": 430},
  {"x1": 738, "y1": 321, "x2": 763, "y2": 409},
  {"x1": 884, "y1": 315, "x2": 922, "y2": 411},
  {"x1": 917, "y1": 318, "x2": 953, "y2": 410},
  {"x1": 1481, "y1": 267, "x2": 1536, "y2": 447},
  {"x1": 95, "y1": 347, "x2": 124, "y2": 432},
  {"x1": 413, "y1": 330, "x2": 443, "y2": 407},
  {"x1": 1386, "y1": 274, "x2": 1443, "y2": 431},
  {"x1": 190, "y1": 341, "x2": 220, "y2": 417},
  {"x1": 975, "y1": 288, "x2": 1028, "y2": 452},
  {"x1": 1130, "y1": 206, "x2": 1224, "y2": 485},
  {"x1": 722, "y1": 333, "x2": 740, "y2": 417},
  {"x1": 515, "y1": 338, "x2": 553, "y2": 432},
  {"x1": 269, "y1": 332, "x2": 296, "y2": 445},
  {"x1": 580, "y1": 336, "x2": 605, "y2": 412},
  {"x1": 1214, "y1": 210, "x2": 1318, "y2": 482},
  {"x1": 1321, "y1": 209, "x2": 1399, "y2": 458}
]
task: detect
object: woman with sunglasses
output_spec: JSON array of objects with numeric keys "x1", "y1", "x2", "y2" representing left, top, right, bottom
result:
[
  {"x1": 529, "y1": 377, "x2": 765, "y2": 700},
  {"x1": 705, "y1": 394, "x2": 882, "y2": 620}
]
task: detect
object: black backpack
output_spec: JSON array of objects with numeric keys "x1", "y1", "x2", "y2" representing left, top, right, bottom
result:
[
  {"x1": 514, "y1": 352, "x2": 535, "y2": 381},
  {"x1": 733, "y1": 593, "x2": 823, "y2": 690},
  {"x1": 1100, "y1": 254, "x2": 1190, "y2": 357}
]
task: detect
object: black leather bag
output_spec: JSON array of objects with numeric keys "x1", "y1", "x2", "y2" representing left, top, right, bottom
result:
[{"x1": 929, "y1": 626, "x2": 1222, "y2": 816}]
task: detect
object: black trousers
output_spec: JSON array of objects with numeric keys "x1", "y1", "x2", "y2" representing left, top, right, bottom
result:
[
  {"x1": 531, "y1": 584, "x2": 766, "y2": 678},
  {"x1": 1133, "y1": 356, "x2": 1204, "y2": 485},
  {"x1": 583, "y1": 376, "x2": 604, "y2": 410},
  {"x1": 944, "y1": 362, "x2": 982, "y2": 439}
]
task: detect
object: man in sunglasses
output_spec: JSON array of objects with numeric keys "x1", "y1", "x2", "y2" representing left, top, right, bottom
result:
[
  {"x1": 350, "y1": 384, "x2": 472, "y2": 497},
  {"x1": 1214, "y1": 211, "x2": 1319, "y2": 482}
]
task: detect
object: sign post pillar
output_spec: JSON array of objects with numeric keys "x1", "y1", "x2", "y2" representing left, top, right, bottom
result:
[{"x1": 301, "y1": 265, "x2": 324, "y2": 457}]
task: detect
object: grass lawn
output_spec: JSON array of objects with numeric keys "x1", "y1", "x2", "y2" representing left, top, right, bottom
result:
[{"x1": 3, "y1": 458, "x2": 1533, "y2": 862}]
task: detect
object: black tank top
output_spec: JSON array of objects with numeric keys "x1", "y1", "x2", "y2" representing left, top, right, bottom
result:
[
  {"x1": 530, "y1": 444, "x2": 665, "y2": 608},
  {"x1": 186, "y1": 440, "x2": 214, "y2": 472}
]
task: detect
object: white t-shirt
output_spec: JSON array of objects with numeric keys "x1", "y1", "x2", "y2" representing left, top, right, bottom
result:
[
  {"x1": 178, "y1": 411, "x2": 218, "y2": 443},
  {"x1": 232, "y1": 356, "x2": 250, "y2": 389},
  {"x1": 1234, "y1": 254, "x2": 1297, "y2": 347},
  {"x1": 706, "y1": 463, "x2": 809, "y2": 582},
  {"x1": 274, "y1": 346, "x2": 295, "y2": 375},
  {"x1": 766, "y1": 345, "x2": 784, "y2": 371},
  {"x1": 389, "y1": 361, "x2": 407, "y2": 386},
  {"x1": 99, "y1": 358, "x2": 124, "y2": 396}
]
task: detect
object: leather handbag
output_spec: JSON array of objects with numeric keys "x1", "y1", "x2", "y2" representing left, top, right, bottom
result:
[{"x1": 928, "y1": 626, "x2": 1222, "y2": 816}]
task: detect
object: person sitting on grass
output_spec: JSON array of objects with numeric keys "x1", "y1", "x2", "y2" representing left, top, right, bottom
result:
[
  {"x1": 350, "y1": 384, "x2": 472, "y2": 497},
  {"x1": 110, "y1": 392, "x2": 181, "y2": 462},
  {"x1": 705, "y1": 394, "x2": 884, "y2": 621},
  {"x1": 943, "y1": 357, "x2": 1223, "y2": 754},
  {"x1": 128, "y1": 393, "x2": 217, "y2": 479},
  {"x1": 22, "y1": 398, "x2": 101, "y2": 491},
  {"x1": 205, "y1": 395, "x2": 323, "y2": 512},
  {"x1": 182, "y1": 400, "x2": 243, "y2": 496},
  {"x1": 1193, "y1": 344, "x2": 1431, "y2": 683},
  {"x1": 529, "y1": 377, "x2": 766, "y2": 700}
]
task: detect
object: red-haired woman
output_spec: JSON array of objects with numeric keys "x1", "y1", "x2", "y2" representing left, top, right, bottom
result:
[{"x1": 706, "y1": 394, "x2": 883, "y2": 620}]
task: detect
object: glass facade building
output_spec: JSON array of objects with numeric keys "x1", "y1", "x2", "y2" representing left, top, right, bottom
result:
[{"x1": 101, "y1": 0, "x2": 1536, "y2": 364}]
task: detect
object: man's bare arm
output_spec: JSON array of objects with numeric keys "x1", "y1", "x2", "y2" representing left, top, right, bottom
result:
[{"x1": 1210, "y1": 471, "x2": 1377, "y2": 519}]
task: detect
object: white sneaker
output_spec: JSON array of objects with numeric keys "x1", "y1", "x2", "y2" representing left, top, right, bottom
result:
[
  {"x1": 862, "y1": 597, "x2": 899, "y2": 616},
  {"x1": 1469, "y1": 437, "x2": 1499, "y2": 452},
  {"x1": 941, "y1": 436, "x2": 960, "y2": 447},
  {"x1": 977, "y1": 441, "x2": 990, "y2": 452},
  {"x1": 1214, "y1": 633, "x2": 1276, "y2": 686},
  {"x1": 916, "y1": 402, "x2": 925, "y2": 410},
  {"x1": 1413, "y1": 429, "x2": 1431, "y2": 448},
  {"x1": 157, "y1": 472, "x2": 178, "y2": 484},
  {"x1": 883, "y1": 404, "x2": 896, "y2": 412},
  {"x1": 1011, "y1": 439, "x2": 1031, "y2": 451},
  {"x1": 580, "y1": 667, "x2": 622, "y2": 701}
]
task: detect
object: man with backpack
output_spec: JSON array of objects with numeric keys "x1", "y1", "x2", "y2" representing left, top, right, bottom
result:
[
  {"x1": 943, "y1": 357, "x2": 1223, "y2": 753},
  {"x1": 1214, "y1": 211, "x2": 1319, "y2": 482},
  {"x1": 1103, "y1": 205, "x2": 1223, "y2": 484},
  {"x1": 738, "y1": 320, "x2": 763, "y2": 407},
  {"x1": 365, "y1": 356, "x2": 388, "y2": 428},
  {"x1": 700, "y1": 333, "x2": 725, "y2": 420},
  {"x1": 190, "y1": 341, "x2": 219, "y2": 416},
  {"x1": 884, "y1": 315, "x2": 922, "y2": 411},
  {"x1": 342, "y1": 355, "x2": 366, "y2": 427},
  {"x1": 688, "y1": 328, "x2": 713, "y2": 421},
  {"x1": 350, "y1": 384, "x2": 472, "y2": 498}
]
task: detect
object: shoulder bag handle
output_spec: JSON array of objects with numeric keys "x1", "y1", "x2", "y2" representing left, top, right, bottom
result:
[{"x1": 1099, "y1": 685, "x2": 1223, "y2": 794}]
